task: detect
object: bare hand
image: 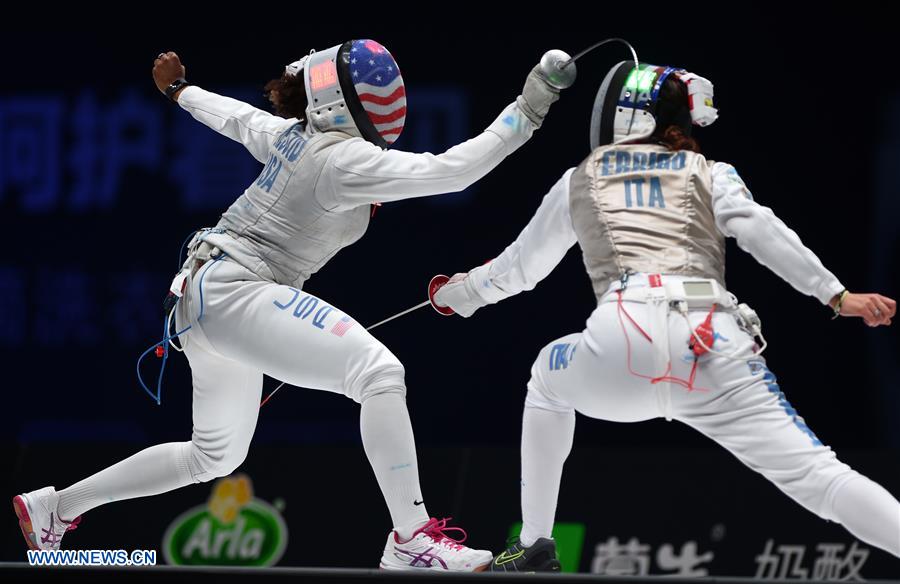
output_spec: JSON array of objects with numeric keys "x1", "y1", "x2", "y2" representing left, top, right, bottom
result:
[
  {"x1": 836, "y1": 292, "x2": 896, "y2": 327},
  {"x1": 152, "y1": 51, "x2": 186, "y2": 96}
]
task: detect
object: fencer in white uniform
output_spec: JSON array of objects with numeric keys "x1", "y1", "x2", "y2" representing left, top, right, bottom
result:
[
  {"x1": 12, "y1": 40, "x2": 569, "y2": 571},
  {"x1": 435, "y1": 61, "x2": 899, "y2": 571}
]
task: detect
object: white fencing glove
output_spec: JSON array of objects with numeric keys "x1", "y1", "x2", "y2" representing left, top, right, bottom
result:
[
  {"x1": 433, "y1": 272, "x2": 485, "y2": 318},
  {"x1": 434, "y1": 262, "x2": 515, "y2": 318}
]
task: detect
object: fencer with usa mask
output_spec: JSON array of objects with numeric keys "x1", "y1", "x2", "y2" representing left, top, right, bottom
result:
[{"x1": 13, "y1": 40, "x2": 573, "y2": 571}]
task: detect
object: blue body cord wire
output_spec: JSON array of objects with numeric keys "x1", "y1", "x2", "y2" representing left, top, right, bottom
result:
[{"x1": 135, "y1": 231, "x2": 223, "y2": 405}]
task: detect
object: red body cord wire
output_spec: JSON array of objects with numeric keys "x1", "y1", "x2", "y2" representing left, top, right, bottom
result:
[{"x1": 615, "y1": 290, "x2": 710, "y2": 393}]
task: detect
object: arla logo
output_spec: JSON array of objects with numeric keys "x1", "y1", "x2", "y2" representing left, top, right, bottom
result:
[{"x1": 162, "y1": 474, "x2": 287, "y2": 566}]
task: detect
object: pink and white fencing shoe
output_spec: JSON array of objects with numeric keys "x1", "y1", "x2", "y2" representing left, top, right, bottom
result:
[
  {"x1": 380, "y1": 517, "x2": 492, "y2": 571},
  {"x1": 13, "y1": 487, "x2": 81, "y2": 551}
]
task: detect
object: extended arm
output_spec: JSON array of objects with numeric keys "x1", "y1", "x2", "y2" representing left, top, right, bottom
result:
[
  {"x1": 316, "y1": 64, "x2": 563, "y2": 210},
  {"x1": 712, "y1": 162, "x2": 895, "y2": 325},
  {"x1": 153, "y1": 51, "x2": 294, "y2": 164},
  {"x1": 434, "y1": 169, "x2": 579, "y2": 317}
]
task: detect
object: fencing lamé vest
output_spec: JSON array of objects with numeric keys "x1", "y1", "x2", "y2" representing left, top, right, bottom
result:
[
  {"x1": 199, "y1": 123, "x2": 371, "y2": 288},
  {"x1": 569, "y1": 144, "x2": 725, "y2": 301}
]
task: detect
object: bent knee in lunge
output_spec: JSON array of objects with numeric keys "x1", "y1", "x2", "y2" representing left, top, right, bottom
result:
[
  {"x1": 187, "y1": 437, "x2": 252, "y2": 483},
  {"x1": 525, "y1": 368, "x2": 574, "y2": 414},
  {"x1": 347, "y1": 341, "x2": 407, "y2": 403}
]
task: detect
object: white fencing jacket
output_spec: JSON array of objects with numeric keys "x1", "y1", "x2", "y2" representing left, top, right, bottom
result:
[{"x1": 177, "y1": 86, "x2": 537, "y2": 287}]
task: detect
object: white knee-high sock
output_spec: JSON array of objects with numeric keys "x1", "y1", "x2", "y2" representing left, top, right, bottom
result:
[
  {"x1": 57, "y1": 442, "x2": 195, "y2": 521},
  {"x1": 831, "y1": 474, "x2": 900, "y2": 557},
  {"x1": 360, "y1": 392, "x2": 429, "y2": 539},
  {"x1": 519, "y1": 405, "x2": 575, "y2": 547}
]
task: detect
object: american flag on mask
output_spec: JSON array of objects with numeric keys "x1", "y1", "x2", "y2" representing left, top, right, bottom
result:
[
  {"x1": 350, "y1": 39, "x2": 406, "y2": 144},
  {"x1": 330, "y1": 315, "x2": 356, "y2": 337}
]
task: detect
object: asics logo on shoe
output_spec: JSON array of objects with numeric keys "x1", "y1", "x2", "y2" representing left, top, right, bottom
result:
[
  {"x1": 494, "y1": 548, "x2": 526, "y2": 565},
  {"x1": 40, "y1": 513, "x2": 62, "y2": 545},
  {"x1": 394, "y1": 547, "x2": 448, "y2": 569},
  {"x1": 413, "y1": 500, "x2": 424, "y2": 506}
]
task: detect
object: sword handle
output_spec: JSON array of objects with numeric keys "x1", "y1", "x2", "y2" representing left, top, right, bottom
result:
[{"x1": 428, "y1": 274, "x2": 455, "y2": 316}]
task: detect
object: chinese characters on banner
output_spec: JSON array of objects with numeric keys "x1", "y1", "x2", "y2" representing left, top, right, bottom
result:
[
  {"x1": 755, "y1": 539, "x2": 869, "y2": 581},
  {"x1": 0, "y1": 87, "x2": 469, "y2": 348},
  {"x1": 0, "y1": 88, "x2": 468, "y2": 214},
  {"x1": 590, "y1": 536, "x2": 870, "y2": 580},
  {"x1": 591, "y1": 538, "x2": 713, "y2": 577}
]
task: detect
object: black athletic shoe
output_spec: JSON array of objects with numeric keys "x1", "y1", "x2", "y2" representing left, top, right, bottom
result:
[{"x1": 489, "y1": 537, "x2": 561, "y2": 572}]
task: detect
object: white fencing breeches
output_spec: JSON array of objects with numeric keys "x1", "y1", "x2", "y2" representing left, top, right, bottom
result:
[
  {"x1": 58, "y1": 256, "x2": 428, "y2": 533},
  {"x1": 175, "y1": 256, "x2": 410, "y2": 480},
  {"x1": 521, "y1": 301, "x2": 900, "y2": 557}
]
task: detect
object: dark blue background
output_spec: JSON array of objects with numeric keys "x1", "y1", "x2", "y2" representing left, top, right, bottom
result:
[{"x1": 2, "y1": 11, "x2": 898, "y2": 459}]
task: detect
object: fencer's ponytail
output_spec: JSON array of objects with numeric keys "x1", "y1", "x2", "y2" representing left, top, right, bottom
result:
[
  {"x1": 264, "y1": 73, "x2": 308, "y2": 123},
  {"x1": 654, "y1": 76, "x2": 701, "y2": 153},
  {"x1": 659, "y1": 125, "x2": 700, "y2": 153}
]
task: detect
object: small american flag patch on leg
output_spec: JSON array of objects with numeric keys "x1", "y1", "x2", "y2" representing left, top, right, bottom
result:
[{"x1": 330, "y1": 316, "x2": 356, "y2": 337}]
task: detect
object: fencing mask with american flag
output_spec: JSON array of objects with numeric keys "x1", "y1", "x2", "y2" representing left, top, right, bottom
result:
[{"x1": 290, "y1": 39, "x2": 406, "y2": 149}]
